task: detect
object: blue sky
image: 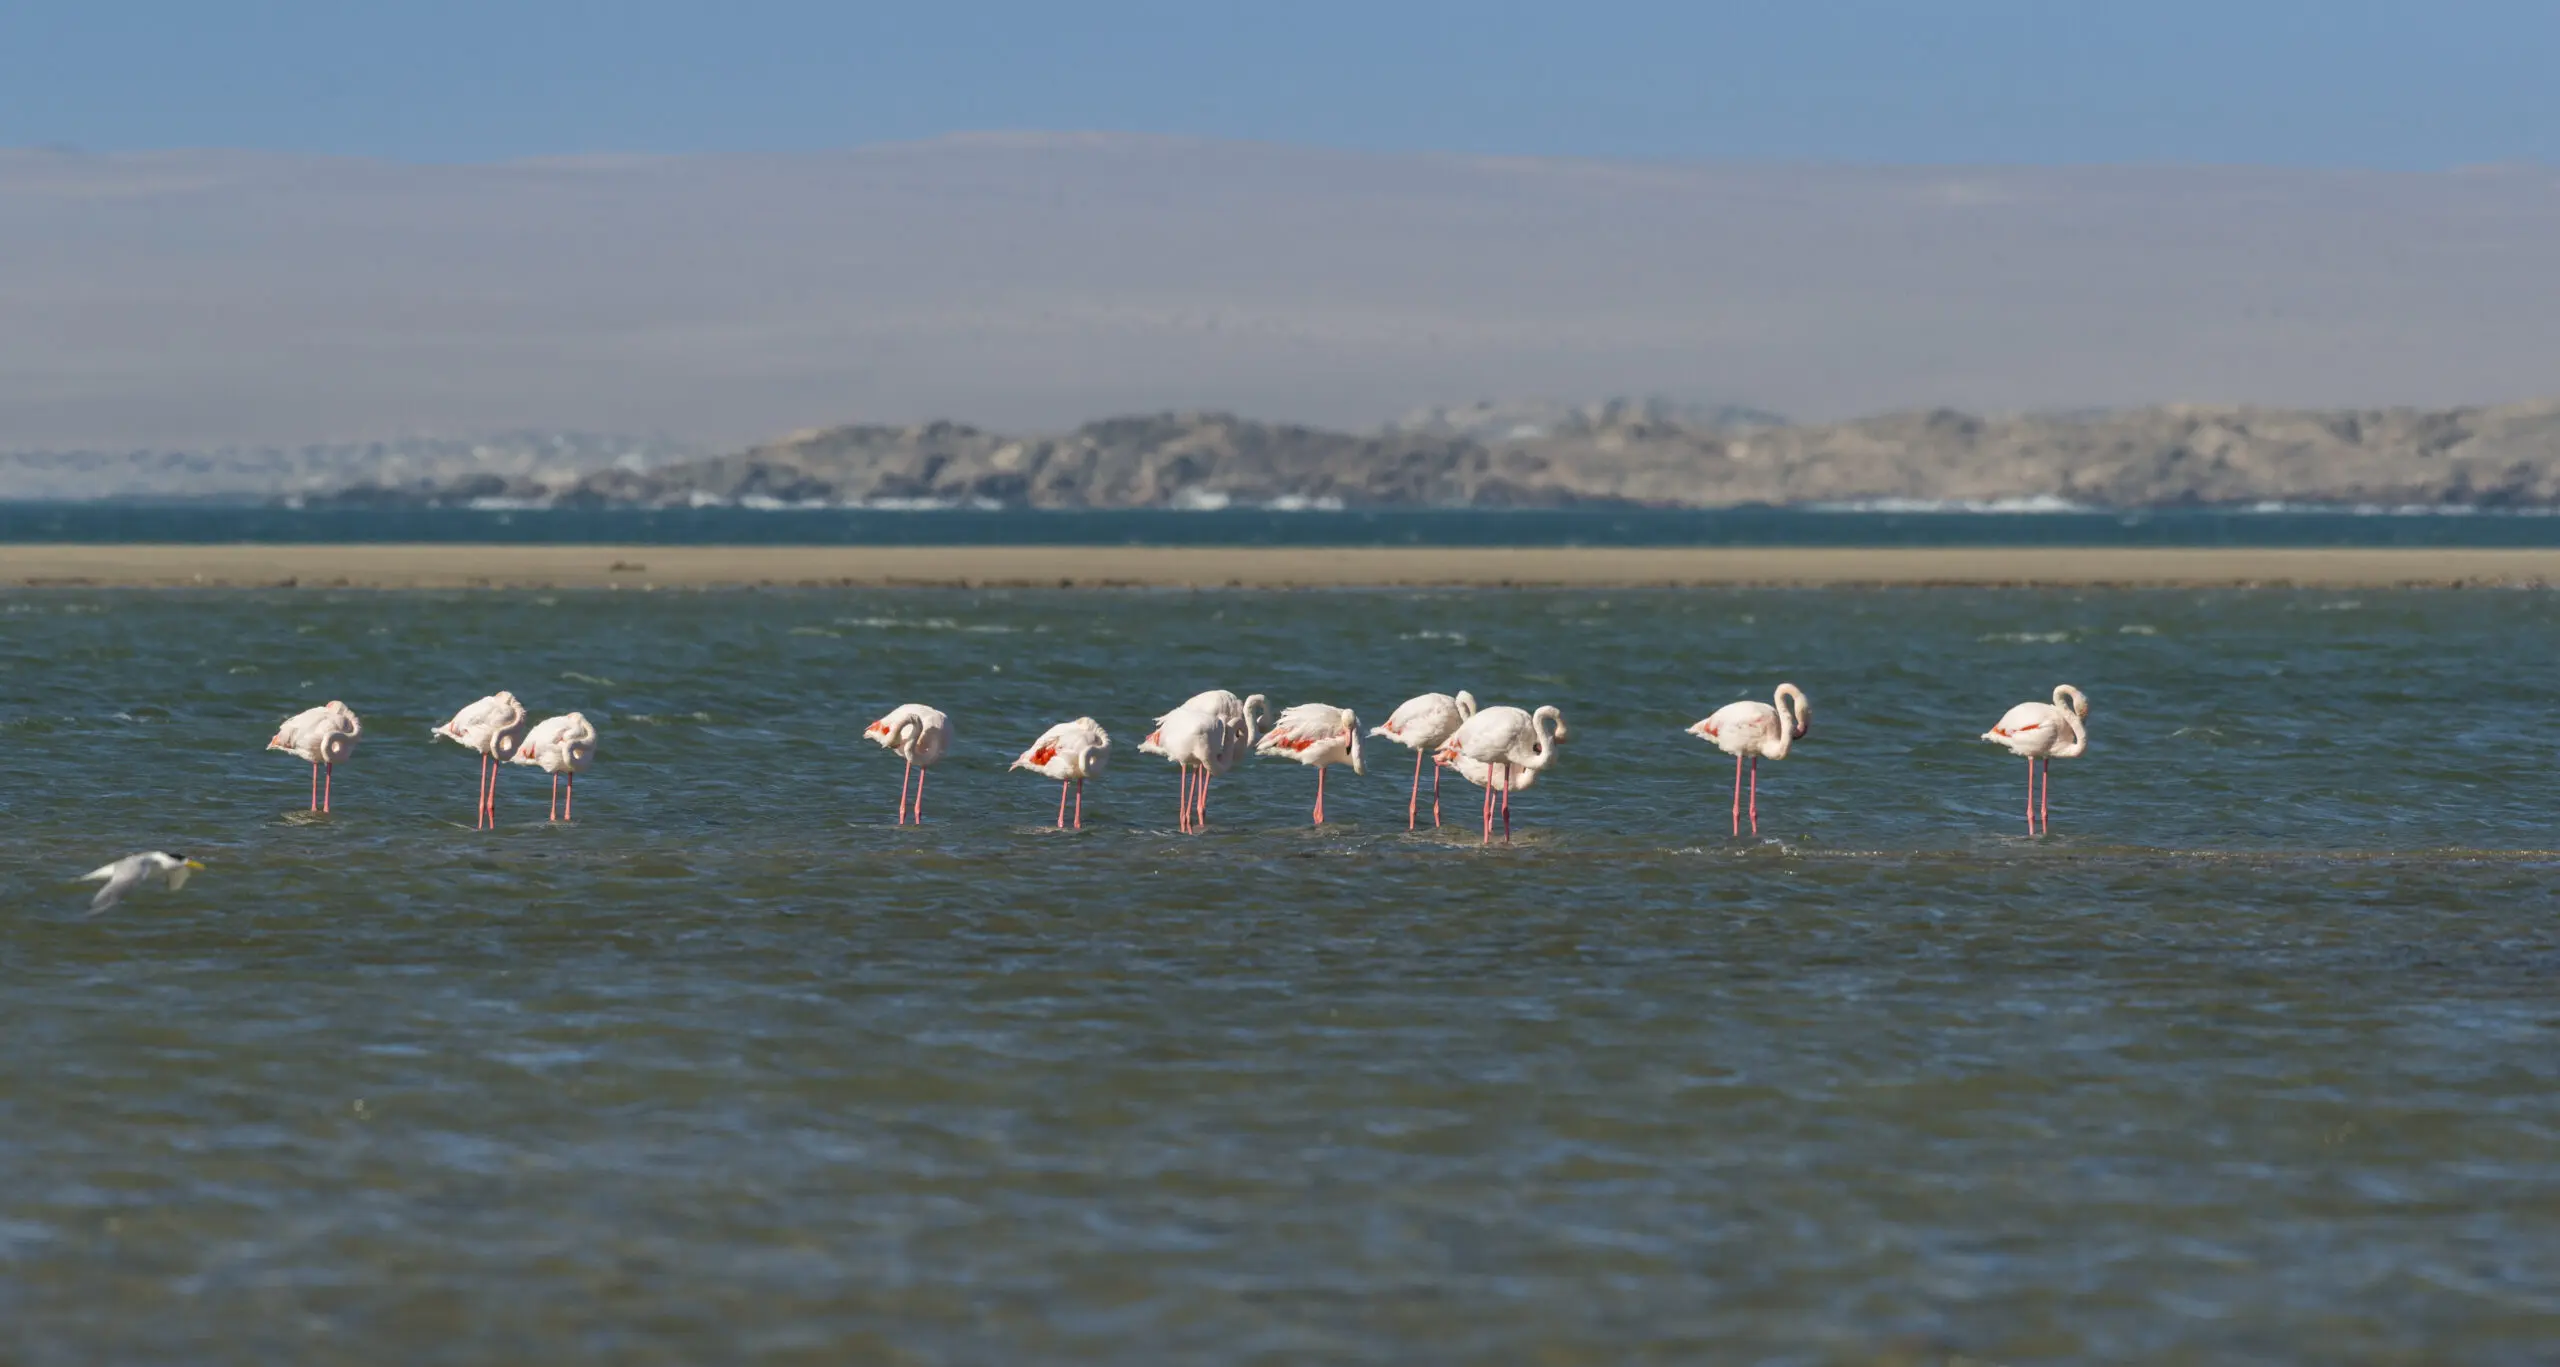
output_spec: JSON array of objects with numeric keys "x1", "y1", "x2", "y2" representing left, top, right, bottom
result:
[{"x1": 3, "y1": 0, "x2": 2553, "y2": 167}]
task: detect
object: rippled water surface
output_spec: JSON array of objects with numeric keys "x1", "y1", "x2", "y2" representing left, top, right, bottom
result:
[{"x1": 4, "y1": 587, "x2": 2557, "y2": 1363}]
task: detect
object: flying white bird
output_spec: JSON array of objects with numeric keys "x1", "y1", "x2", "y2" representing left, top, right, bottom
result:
[
  {"x1": 509, "y1": 712, "x2": 599, "y2": 822},
  {"x1": 1012, "y1": 716, "x2": 1111, "y2": 829},
  {"x1": 865, "y1": 704, "x2": 951, "y2": 824},
  {"x1": 1982, "y1": 684, "x2": 2091, "y2": 835},
  {"x1": 1686, "y1": 683, "x2": 1811, "y2": 837},
  {"x1": 434, "y1": 691, "x2": 532, "y2": 829},
  {"x1": 267, "y1": 700, "x2": 361, "y2": 813},
  {"x1": 1256, "y1": 703, "x2": 1364, "y2": 826},
  {"x1": 77, "y1": 852, "x2": 204, "y2": 916},
  {"x1": 1371, "y1": 690, "x2": 1476, "y2": 829}
]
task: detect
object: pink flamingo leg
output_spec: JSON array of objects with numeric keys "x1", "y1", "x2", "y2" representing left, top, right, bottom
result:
[
  {"x1": 1178, "y1": 766, "x2": 1191, "y2": 833},
  {"x1": 898, "y1": 755, "x2": 913, "y2": 824},
  {"x1": 1314, "y1": 765, "x2": 1327, "y2": 826},
  {"x1": 1074, "y1": 779, "x2": 1084, "y2": 830},
  {"x1": 2041, "y1": 759, "x2": 2052, "y2": 832},
  {"x1": 323, "y1": 762, "x2": 333, "y2": 814},
  {"x1": 2026, "y1": 757, "x2": 2037, "y2": 834},
  {"x1": 1501, "y1": 764, "x2": 1514, "y2": 845},
  {"x1": 487, "y1": 753, "x2": 499, "y2": 828},
  {"x1": 308, "y1": 761, "x2": 319, "y2": 811},
  {"x1": 1197, "y1": 772, "x2": 1211, "y2": 829},
  {"x1": 1057, "y1": 780, "x2": 1070, "y2": 828},
  {"x1": 1479, "y1": 774, "x2": 1493, "y2": 845},
  {"x1": 914, "y1": 767, "x2": 927, "y2": 824},
  {"x1": 1407, "y1": 751, "x2": 1422, "y2": 830},
  {"x1": 476, "y1": 754, "x2": 488, "y2": 830},
  {"x1": 1731, "y1": 754, "x2": 1743, "y2": 836},
  {"x1": 565, "y1": 773, "x2": 574, "y2": 821},
  {"x1": 1749, "y1": 757, "x2": 1759, "y2": 836},
  {"x1": 1432, "y1": 761, "x2": 1443, "y2": 828}
]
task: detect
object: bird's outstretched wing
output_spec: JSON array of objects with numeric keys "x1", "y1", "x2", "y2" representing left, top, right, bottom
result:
[{"x1": 83, "y1": 861, "x2": 145, "y2": 915}]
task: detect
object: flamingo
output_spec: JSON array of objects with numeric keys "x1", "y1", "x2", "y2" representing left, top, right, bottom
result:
[
  {"x1": 1139, "y1": 705, "x2": 1229, "y2": 833},
  {"x1": 1012, "y1": 717, "x2": 1110, "y2": 829},
  {"x1": 1687, "y1": 683, "x2": 1811, "y2": 837},
  {"x1": 1147, "y1": 691, "x2": 1264, "y2": 828},
  {"x1": 1435, "y1": 704, "x2": 1568, "y2": 845},
  {"x1": 865, "y1": 704, "x2": 951, "y2": 825},
  {"x1": 1982, "y1": 684, "x2": 2090, "y2": 835},
  {"x1": 433, "y1": 691, "x2": 531, "y2": 829},
  {"x1": 1255, "y1": 703, "x2": 1364, "y2": 825},
  {"x1": 509, "y1": 712, "x2": 598, "y2": 822},
  {"x1": 1370, "y1": 690, "x2": 1476, "y2": 829},
  {"x1": 267, "y1": 700, "x2": 361, "y2": 813}
]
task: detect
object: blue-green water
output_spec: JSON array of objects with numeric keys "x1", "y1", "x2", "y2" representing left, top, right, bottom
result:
[
  {"x1": 3, "y1": 587, "x2": 2557, "y2": 1362},
  {"x1": 12, "y1": 502, "x2": 2560, "y2": 547}
]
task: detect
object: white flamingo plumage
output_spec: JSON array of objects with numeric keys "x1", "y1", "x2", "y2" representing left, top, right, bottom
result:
[
  {"x1": 1687, "y1": 683, "x2": 1811, "y2": 837},
  {"x1": 1370, "y1": 690, "x2": 1476, "y2": 829},
  {"x1": 1012, "y1": 717, "x2": 1110, "y2": 829},
  {"x1": 1140, "y1": 705, "x2": 1230, "y2": 834},
  {"x1": 1180, "y1": 690, "x2": 1269, "y2": 781},
  {"x1": 268, "y1": 700, "x2": 360, "y2": 813},
  {"x1": 1255, "y1": 703, "x2": 1364, "y2": 825},
  {"x1": 865, "y1": 704, "x2": 951, "y2": 825},
  {"x1": 1435, "y1": 704, "x2": 1568, "y2": 845},
  {"x1": 1982, "y1": 684, "x2": 2090, "y2": 835},
  {"x1": 433, "y1": 691, "x2": 531, "y2": 829},
  {"x1": 509, "y1": 712, "x2": 598, "y2": 822}
]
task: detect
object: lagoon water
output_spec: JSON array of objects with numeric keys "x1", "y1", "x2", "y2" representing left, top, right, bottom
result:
[{"x1": 3, "y1": 586, "x2": 2557, "y2": 1362}]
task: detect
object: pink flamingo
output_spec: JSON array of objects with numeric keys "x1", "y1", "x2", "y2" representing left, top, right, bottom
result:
[
  {"x1": 1687, "y1": 683, "x2": 1811, "y2": 837},
  {"x1": 865, "y1": 704, "x2": 951, "y2": 824},
  {"x1": 1982, "y1": 684, "x2": 2091, "y2": 835},
  {"x1": 433, "y1": 691, "x2": 531, "y2": 829},
  {"x1": 1370, "y1": 690, "x2": 1476, "y2": 829},
  {"x1": 267, "y1": 700, "x2": 360, "y2": 812},
  {"x1": 1012, "y1": 716, "x2": 1111, "y2": 829},
  {"x1": 1255, "y1": 703, "x2": 1364, "y2": 825},
  {"x1": 1140, "y1": 705, "x2": 1228, "y2": 833},
  {"x1": 509, "y1": 713, "x2": 598, "y2": 822},
  {"x1": 1435, "y1": 704, "x2": 1568, "y2": 845}
]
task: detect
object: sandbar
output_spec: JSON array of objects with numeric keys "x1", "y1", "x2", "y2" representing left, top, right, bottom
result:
[{"x1": 4, "y1": 545, "x2": 2559, "y2": 590}]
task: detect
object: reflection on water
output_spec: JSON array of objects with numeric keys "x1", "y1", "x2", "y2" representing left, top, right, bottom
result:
[{"x1": 1, "y1": 588, "x2": 2556, "y2": 1361}]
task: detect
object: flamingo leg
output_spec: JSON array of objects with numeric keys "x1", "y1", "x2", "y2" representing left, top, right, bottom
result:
[
  {"x1": 1197, "y1": 772, "x2": 1211, "y2": 829},
  {"x1": 1432, "y1": 761, "x2": 1443, "y2": 828},
  {"x1": 1314, "y1": 765, "x2": 1326, "y2": 826},
  {"x1": 1408, "y1": 751, "x2": 1422, "y2": 830},
  {"x1": 2026, "y1": 756, "x2": 2037, "y2": 835},
  {"x1": 1057, "y1": 780, "x2": 1070, "y2": 828},
  {"x1": 1480, "y1": 775, "x2": 1493, "y2": 845},
  {"x1": 899, "y1": 755, "x2": 914, "y2": 824},
  {"x1": 1502, "y1": 763, "x2": 1514, "y2": 845},
  {"x1": 1731, "y1": 754, "x2": 1743, "y2": 837},
  {"x1": 915, "y1": 767, "x2": 927, "y2": 824},
  {"x1": 1178, "y1": 766, "x2": 1192, "y2": 833},
  {"x1": 476, "y1": 754, "x2": 489, "y2": 830},
  {"x1": 2040, "y1": 758, "x2": 2052, "y2": 834},
  {"x1": 487, "y1": 753, "x2": 499, "y2": 829},
  {"x1": 323, "y1": 762, "x2": 334, "y2": 814},
  {"x1": 1074, "y1": 779, "x2": 1084, "y2": 831},
  {"x1": 565, "y1": 773, "x2": 574, "y2": 821},
  {"x1": 308, "y1": 761, "x2": 319, "y2": 811},
  {"x1": 1750, "y1": 757, "x2": 1760, "y2": 836}
]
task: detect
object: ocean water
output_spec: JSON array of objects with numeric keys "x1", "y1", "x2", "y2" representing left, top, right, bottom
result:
[
  {"x1": 12, "y1": 501, "x2": 2560, "y2": 547},
  {"x1": 2, "y1": 586, "x2": 2557, "y2": 1363}
]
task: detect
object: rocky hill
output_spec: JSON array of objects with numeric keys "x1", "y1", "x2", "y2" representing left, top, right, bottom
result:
[
  {"x1": 0, "y1": 432, "x2": 703, "y2": 502},
  {"x1": 308, "y1": 400, "x2": 2560, "y2": 511}
]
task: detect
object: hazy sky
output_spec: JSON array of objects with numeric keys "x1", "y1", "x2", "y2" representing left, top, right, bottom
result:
[
  {"x1": 8, "y1": 0, "x2": 2555, "y2": 167},
  {"x1": 3, "y1": 5, "x2": 2557, "y2": 448}
]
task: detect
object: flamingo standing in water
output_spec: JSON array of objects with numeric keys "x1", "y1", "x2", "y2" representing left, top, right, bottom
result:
[
  {"x1": 510, "y1": 712, "x2": 598, "y2": 822},
  {"x1": 1982, "y1": 684, "x2": 2090, "y2": 835},
  {"x1": 268, "y1": 700, "x2": 361, "y2": 812},
  {"x1": 1436, "y1": 704, "x2": 1568, "y2": 845},
  {"x1": 1012, "y1": 717, "x2": 1110, "y2": 829},
  {"x1": 1687, "y1": 683, "x2": 1811, "y2": 837},
  {"x1": 1371, "y1": 690, "x2": 1476, "y2": 829},
  {"x1": 865, "y1": 704, "x2": 951, "y2": 825},
  {"x1": 1255, "y1": 703, "x2": 1364, "y2": 825},
  {"x1": 1140, "y1": 705, "x2": 1228, "y2": 833},
  {"x1": 433, "y1": 691, "x2": 531, "y2": 829}
]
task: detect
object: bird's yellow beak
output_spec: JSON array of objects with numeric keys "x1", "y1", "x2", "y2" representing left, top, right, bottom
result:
[{"x1": 183, "y1": 859, "x2": 206, "y2": 871}]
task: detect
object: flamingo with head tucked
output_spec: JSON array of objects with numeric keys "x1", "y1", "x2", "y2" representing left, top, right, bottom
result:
[
  {"x1": 1013, "y1": 716, "x2": 1110, "y2": 829},
  {"x1": 510, "y1": 712, "x2": 598, "y2": 822},
  {"x1": 1371, "y1": 690, "x2": 1476, "y2": 829},
  {"x1": 1982, "y1": 684, "x2": 2090, "y2": 835},
  {"x1": 1687, "y1": 683, "x2": 1811, "y2": 837},
  {"x1": 866, "y1": 704, "x2": 951, "y2": 824},
  {"x1": 1140, "y1": 705, "x2": 1228, "y2": 833},
  {"x1": 433, "y1": 691, "x2": 531, "y2": 829},
  {"x1": 1436, "y1": 704, "x2": 1568, "y2": 845},
  {"x1": 268, "y1": 700, "x2": 361, "y2": 813},
  {"x1": 1255, "y1": 703, "x2": 1364, "y2": 825}
]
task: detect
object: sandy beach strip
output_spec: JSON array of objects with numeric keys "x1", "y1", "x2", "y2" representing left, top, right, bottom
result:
[{"x1": 6, "y1": 544, "x2": 2560, "y2": 590}]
